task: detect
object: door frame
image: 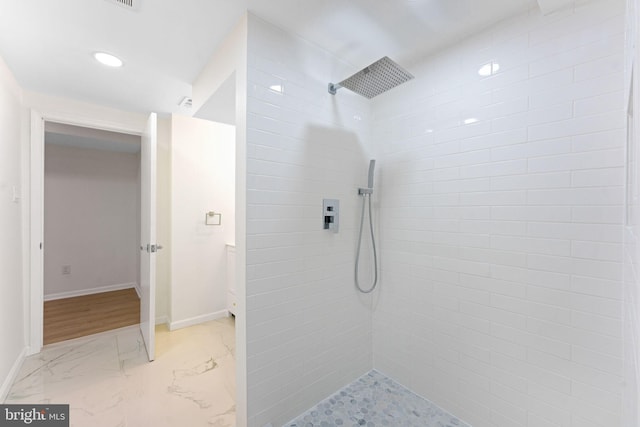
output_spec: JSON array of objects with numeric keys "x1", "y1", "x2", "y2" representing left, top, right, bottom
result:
[{"x1": 28, "y1": 108, "x2": 146, "y2": 354}]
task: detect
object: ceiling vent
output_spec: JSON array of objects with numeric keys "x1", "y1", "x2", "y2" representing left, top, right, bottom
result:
[
  {"x1": 105, "y1": 0, "x2": 140, "y2": 11},
  {"x1": 178, "y1": 97, "x2": 193, "y2": 109}
]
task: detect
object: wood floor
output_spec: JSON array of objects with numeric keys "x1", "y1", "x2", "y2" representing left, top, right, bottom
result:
[{"x1": 44, "y1": 288, "x2": 140, "y2": 345}]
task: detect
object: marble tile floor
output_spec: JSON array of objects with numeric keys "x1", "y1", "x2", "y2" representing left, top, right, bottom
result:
[
  {"x1": 5, "y1": 317, "x2": 236, "y2": 427},
  {"x1": 286, "y1": 370, "x2": 470, "y2": 427}
]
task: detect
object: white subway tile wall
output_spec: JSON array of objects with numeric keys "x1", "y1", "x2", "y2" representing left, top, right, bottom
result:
[
  {"x1": 623, "y1": 0, "x2": 640, "y2": 425},
  {"x1": 371, "y1": 1, "x2": 626, "y2": 427},
  {"x1": 245, "y1": 15, "x2": 375, "y2": 427}
]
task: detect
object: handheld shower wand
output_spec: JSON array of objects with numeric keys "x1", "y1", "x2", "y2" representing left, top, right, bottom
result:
[
  {"x1": 359, "y1": 160, "x2": 375, "y2": 195},
  {"x1": 355, "y1": 160, "x2": 378, "y2": 293},
  {"x1": 367, "y1": 159, "x2": 375, "y2": 189}
]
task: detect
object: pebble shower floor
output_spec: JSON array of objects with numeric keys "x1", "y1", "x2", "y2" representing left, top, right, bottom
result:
[{"x1": 286, "y1": 370, "x2": 470, "y2": 427}]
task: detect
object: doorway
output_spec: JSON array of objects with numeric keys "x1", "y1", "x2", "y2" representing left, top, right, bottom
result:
[
  {"x1": 29, "y1": 110, "x2": 158, "y2": 360},
  {"x1": 42, "y1": 122, "x2": 141, "y2": 344}
]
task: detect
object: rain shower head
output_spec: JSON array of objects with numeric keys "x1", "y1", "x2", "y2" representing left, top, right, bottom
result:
[{"x1": 328, "y1": 56, "x2": 414, "y2": 99}]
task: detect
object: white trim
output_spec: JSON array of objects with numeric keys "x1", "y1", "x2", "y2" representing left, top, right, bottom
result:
[
  {"x1": 155, "y1": 315, "x2": 169, "y2": 326},
  {"x1": 23, "y1": 93, "x2": 147, "y2": 137},
  {"x1": 43, "y1": 283, "x2": 138, "y2": 301},
  {"x1": 0, "y1": 347, "x2": 27, "y2": 403},
  {"x1": 29, "y1": 109, "x2": 44, "y2": 355},
  {"x1": 134, "y1": 284, "x2": 141, "y2": 299},
  {"x1": 169, "y1": 310, "x2": 229, "y2": 331},
  {"x1": 29, "y1": 107, "x2": 147, "y2": 355}
]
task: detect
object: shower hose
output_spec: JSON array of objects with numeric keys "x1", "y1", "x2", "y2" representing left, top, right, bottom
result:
[{"x1": 355, "y1": 192, "x2": 378, "y2": 293}]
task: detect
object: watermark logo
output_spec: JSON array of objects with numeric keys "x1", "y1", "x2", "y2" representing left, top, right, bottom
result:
[{"x1": 0, "y1": 405, "x2": 68, "y2": 426}]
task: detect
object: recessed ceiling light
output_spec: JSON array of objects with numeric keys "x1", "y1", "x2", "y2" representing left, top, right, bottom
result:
[{"x1": 94, "y1": 52, "x2": 123, "y2": 67}]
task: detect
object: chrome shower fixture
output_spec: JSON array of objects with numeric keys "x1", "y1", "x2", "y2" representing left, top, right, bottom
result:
[
  {"x1": 328, "y1": 57, "x2": 414, "y2": 99},
  {"x1": 358, "y1": 159, "x2": 376, "y2": 195},
  {"x1": 355, "y1": 159, "x2": 378, "y2": 293}
]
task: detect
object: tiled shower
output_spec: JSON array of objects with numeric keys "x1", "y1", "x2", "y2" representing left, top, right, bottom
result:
[
  {"x1": 243, "y1": 0, "x2": 638, "y2": 426},
  {"x1": 373, "y1": 1, "x2": 626, "y2": 426}
]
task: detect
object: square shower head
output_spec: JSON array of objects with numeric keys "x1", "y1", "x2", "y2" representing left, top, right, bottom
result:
[{"x1": 329, "y1": 56, "x2": 414, "y2": 99}]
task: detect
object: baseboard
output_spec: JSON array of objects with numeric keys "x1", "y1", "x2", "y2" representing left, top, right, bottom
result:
[
  {"x1": 44, "y1": 283, "x2": 138, "y2": 301},
  {"x1": 155, "y1": 315, "x2": 169, "y2": 326},
  {"x1": 134, "y1": 284, "x2": 141, "y2": 299},
  {"x1": 0, "y1": 347, "x2": 27, "y2": 403},
  {"x1": 169, "y1": 309, "x2": 229, "y2": 331}
]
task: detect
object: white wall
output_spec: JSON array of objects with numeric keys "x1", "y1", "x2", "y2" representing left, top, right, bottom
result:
[
  {"x1": 623, "y1": 0, "x2": 640, "y2": 425},
  {"x1": 372, "y1": 1, "x2": 626, "y2": 427},
  {"x1": 43, "y1": 143, "x2": 140, "y2": 299},
  {"x1": 191, "y1": 15, "x2": 249, "y2": 425},
  {"x1": 0, "y1": 55, "x2": 26, "y2": 401},
  {"x1": 244, "y1": 14, "x2": 374, "y2": 427},
  {"x1": 169, "y1": 115, "x2": 235, "y2": 329}
]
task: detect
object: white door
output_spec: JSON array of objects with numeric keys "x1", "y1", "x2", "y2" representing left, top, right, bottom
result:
[{"x1": 140, "y1": 113, "x2": 157, "y2": 361}]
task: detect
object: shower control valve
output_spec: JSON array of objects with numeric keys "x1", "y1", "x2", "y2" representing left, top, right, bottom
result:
[{"x1": 322, "y1": 199, "x2": 340, "y2": 233}]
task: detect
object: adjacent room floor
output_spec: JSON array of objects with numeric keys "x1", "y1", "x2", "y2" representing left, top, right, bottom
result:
[
  {"x1": 5, "y1": 317, "x2": 236, "y2": 427},
  {"x1": 44, "y1": 288, "x2": 140, "y2": 345}
]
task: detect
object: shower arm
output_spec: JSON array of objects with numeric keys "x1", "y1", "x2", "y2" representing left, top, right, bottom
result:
[{"x1": 328, "y1": 82, "x2": 342, "y2": 95}]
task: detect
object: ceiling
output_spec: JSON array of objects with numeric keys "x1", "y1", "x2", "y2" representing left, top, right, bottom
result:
[
  {"x1": 0, "y1": 0, "x2": 541, "y2": 117},
  {"x1": 45, "y1": 122, "x2": 141, "y2": 153}
]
